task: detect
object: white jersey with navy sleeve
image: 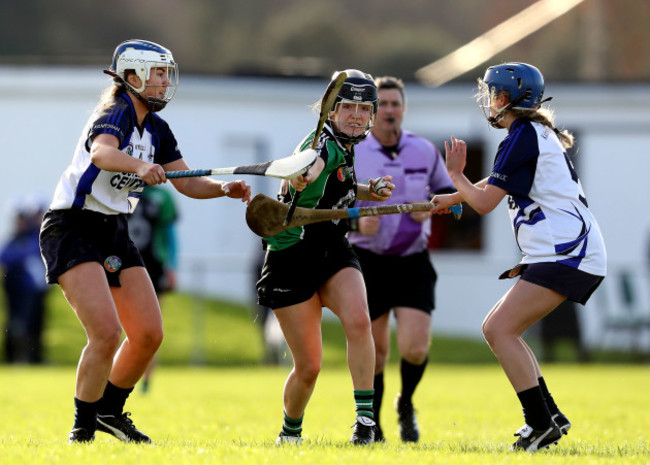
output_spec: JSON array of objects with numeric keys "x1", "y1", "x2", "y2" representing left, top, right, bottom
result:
[
  {"x1": 487, "y1": 119, "x2": 607, "y2": 276},
  {"x1": 50, "y1": 92, "x2": 182, "y2": 215}
]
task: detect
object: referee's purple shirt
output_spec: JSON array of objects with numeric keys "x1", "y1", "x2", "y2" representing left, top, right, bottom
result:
[{"x1": 348, "y1": 130, "x2": 454, "y2": 256}]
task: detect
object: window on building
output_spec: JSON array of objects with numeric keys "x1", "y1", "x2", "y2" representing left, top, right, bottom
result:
[{"x1": 428, "y1": 139, "x2": 484, "y2": 251}]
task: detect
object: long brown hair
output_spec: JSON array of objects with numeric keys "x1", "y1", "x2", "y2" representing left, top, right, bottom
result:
[
  {"x1": 94, "y1": 70, "x2": 137, "y2": 112},
  {"x1": 509, "y1": 107, "x2": 574, "y2": 149}
]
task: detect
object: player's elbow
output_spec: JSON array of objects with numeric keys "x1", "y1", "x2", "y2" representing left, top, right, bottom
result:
[
  {"x1": 89, "y1": 144, "x2": 103, "y2": 165},
  {"x1": 472, "y1": 188, "x2": 504, "y2": 215},
  {"x1": 472, "y1": 198, "x2": 500, "y2": 216},
  {"x1": 89, "y1": 143, "x2": 114, "y2": 168},
  {"x1": 473, "y1": 203, "x2": 494, "y2": 216}
]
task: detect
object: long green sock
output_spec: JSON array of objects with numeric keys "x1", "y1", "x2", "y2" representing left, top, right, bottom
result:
[
  {"x1": 354, "y1": 389, "x2": 375, "y2": 419},
  {"x1": 281, "y1": 411, "x2": 303, "y2": 437}
]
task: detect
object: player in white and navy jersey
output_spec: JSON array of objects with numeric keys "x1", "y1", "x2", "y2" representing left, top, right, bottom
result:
[
  {"x1": 431, "y1": 62, "x2": 606, "y2": 452},
  {"x1": 39, "y1": 39, "x2": 251, "y2": 444}
]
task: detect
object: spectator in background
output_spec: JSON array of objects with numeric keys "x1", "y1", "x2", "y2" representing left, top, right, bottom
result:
[
  {"x1": 348, "y1": 76, "x2": 456, "y2": 443},
  {"x1": 1, "y1": 194, "x2": 49, "y2": 364},
  {"x1": 127, "y1": 184, "x2": 179, "y2": 392}
]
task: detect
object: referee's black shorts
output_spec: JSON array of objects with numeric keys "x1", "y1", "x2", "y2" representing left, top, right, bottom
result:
[
  {"x1": 353, "y1": 246, "x2": 436, "y2": 321},
  {"x1": 39, "y1": 208, "x2": 144, "y2": 287},
  {"x1": 257, "y1": 235, "x2": 361, "y2": 310}
]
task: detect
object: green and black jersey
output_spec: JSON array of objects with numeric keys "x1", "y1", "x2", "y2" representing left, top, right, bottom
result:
[{"x1": 264, "y1": 124, "x2": 357, "y2": 251}]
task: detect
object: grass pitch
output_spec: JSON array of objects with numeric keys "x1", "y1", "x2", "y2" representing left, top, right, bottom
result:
[
  {"x1": 1, "y1": 290, "x2": 648, "y2": 463},
  {"x1": 1, "y1": 364, "x2": 648, "y2": 464}
]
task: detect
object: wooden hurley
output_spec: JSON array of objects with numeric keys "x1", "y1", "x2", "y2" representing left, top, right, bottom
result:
[{"x1": 246, "y1": 193, "x2": 440, "y2": 238}]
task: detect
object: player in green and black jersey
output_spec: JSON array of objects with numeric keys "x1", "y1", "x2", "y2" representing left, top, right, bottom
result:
[{"x1": 258, "y1": 70, "x2": 395, "y2": 445}]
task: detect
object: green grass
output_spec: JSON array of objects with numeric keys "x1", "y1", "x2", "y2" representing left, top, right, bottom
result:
[
  {"x1": 2, "y1": 290, "x2": 649, "y2": 463},
  {"x1": 0, "y1": 364, "x2": 648, "y2": 464},
  {"x1": 4, "y1": 289, "x2": 638, "y2": 367},
  {"x1": 39, "y1": 291, "x2": 268, "y2": 366},
  {"x1": 5, "y1": 289, "x2": 497, "y2": 367}
]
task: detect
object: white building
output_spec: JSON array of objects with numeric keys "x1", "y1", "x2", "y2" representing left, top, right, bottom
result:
[{"x1": 1, "y1": 66, "x2": 648, "y2": 350}]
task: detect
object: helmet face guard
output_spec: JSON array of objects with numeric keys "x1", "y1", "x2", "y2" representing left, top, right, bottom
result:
[
  {"x1": 328, "y1": 69, "x2": 378, "y2": 145},
  {"x1": 477, "y1": 62, "x2": 545, "y2": 128},
  {"x1": 106, "y1": 39, "x2": 178, "y2": 112}
]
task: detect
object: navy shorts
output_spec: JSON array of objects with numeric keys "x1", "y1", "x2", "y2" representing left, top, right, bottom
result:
[
  {"x1": 353, "y1": 246, "x2": 436, "y2": 321},
  {"x1": 499, "y1": 262, "x2": 604, "y2": 305},
  {"x1": 257, "y1": 235, "x2": 361, "y2": 310},
  {"x1": 39, "y1": 209, "x2": 144, "y2": 287}
]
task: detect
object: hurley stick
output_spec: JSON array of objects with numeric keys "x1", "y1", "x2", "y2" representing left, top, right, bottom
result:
[
  {"x1": 283, "y1": 71, "x2": 347, "y2": 226},
  {"x1": 246, "y1": 193, "x2": 461, "y2": 238},
  {"x1": 165, "y1": 149, "x2": 317, "y2": 180}
]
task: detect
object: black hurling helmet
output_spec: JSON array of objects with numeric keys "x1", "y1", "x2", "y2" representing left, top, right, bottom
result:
[{"x1": 329, "y1": 69, "x2": 378, "y2": 145}]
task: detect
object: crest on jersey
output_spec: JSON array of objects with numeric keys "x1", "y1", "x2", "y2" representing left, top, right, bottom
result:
[{"x1": 337, "y1": 166, "x2": 353, "y2": 181}]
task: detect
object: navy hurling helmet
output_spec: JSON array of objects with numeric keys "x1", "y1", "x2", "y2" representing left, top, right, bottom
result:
[{"x1": 478, "y1": 62, "x2": 545, "y2": 127}]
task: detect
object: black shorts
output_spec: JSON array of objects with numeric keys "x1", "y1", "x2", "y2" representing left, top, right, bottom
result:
[
  {"x1": 39, "y1": 209, "x2": 144, "y2": 287},
  {"x1": 257, "y1": 235, "x2": 361, "y2": 309},
  {"x1": 353, "y1": 246, "x2": 436, "y2": 321},
  {"x1": 499, "y1": 262, "x2": 604, "y2": 305},
  {"x1": 140, "y1": 253, "x2": 167, "y2": 294}
]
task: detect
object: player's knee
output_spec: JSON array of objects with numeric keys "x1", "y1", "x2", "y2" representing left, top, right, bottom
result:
[
  {"x1": 346, "y1": 307, "x2": 372, "y2": 337},
  {"x1": 147, "y1": 326, "x2": 164, "y2": 352},
  {"x1": 296, "y1": 358, "x2": 321, "y2": 385},
  {"x1": 89, "y1": 325, "x2": 122, "y2": 358},
  {"x1": 482, "y1": 319, "x2": 501, "y2": 347},
  {"x1": 402, "y1": 344, "x2": 428, "y2": 365},
  {"x1": 134, "y1": 324, "x2": 164, "y2": 354}
]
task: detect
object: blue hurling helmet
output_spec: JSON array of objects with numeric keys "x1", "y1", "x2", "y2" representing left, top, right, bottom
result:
[
  {"x1": 105, "y1": 39, "x2": 178, "y2": 112},
  {"x1": 479, "y1": 62, "x2": 545, "y2": 127}
]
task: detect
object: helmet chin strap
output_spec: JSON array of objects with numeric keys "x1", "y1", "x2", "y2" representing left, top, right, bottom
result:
[
  {"x1": 487, "y1": 106, "x2": 509, "y2": 128},
  {"x1": 486, "y1": 91, "x2": 535, "y2": 128},
  {"x1": 102, "y1": 69, "x2": 167, "y2": 112},
  {"x1": 125, "y1": 85, "x2": 167, "y2": 112},
  {"x1": 331, "y1": 120, "x2": 374, "y2": 145}
]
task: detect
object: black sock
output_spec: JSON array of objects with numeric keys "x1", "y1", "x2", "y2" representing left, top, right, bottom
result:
[
  {"x1": 97, "y1": 381, "x2": 134, "y2": 416},
  {"x1": 538, "y1": 376, "x2": 560, "y2": 415},
  {"x1": 373, "y1": 373, "x2": 384, "y2": 428},
  {"x1": 73, "y1": 397, "x2": 99, "y2": 433},
  {"x1": 517, "y1": 386, "x2": 552, "y2": 430},
  {"x1": 399, "y1": 357, "x2": 427, "y2": 403}
]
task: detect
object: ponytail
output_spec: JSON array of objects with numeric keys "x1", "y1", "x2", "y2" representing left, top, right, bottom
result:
[{"x1": 509, "y1": 107, "x2": 574, "y2": 149}]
